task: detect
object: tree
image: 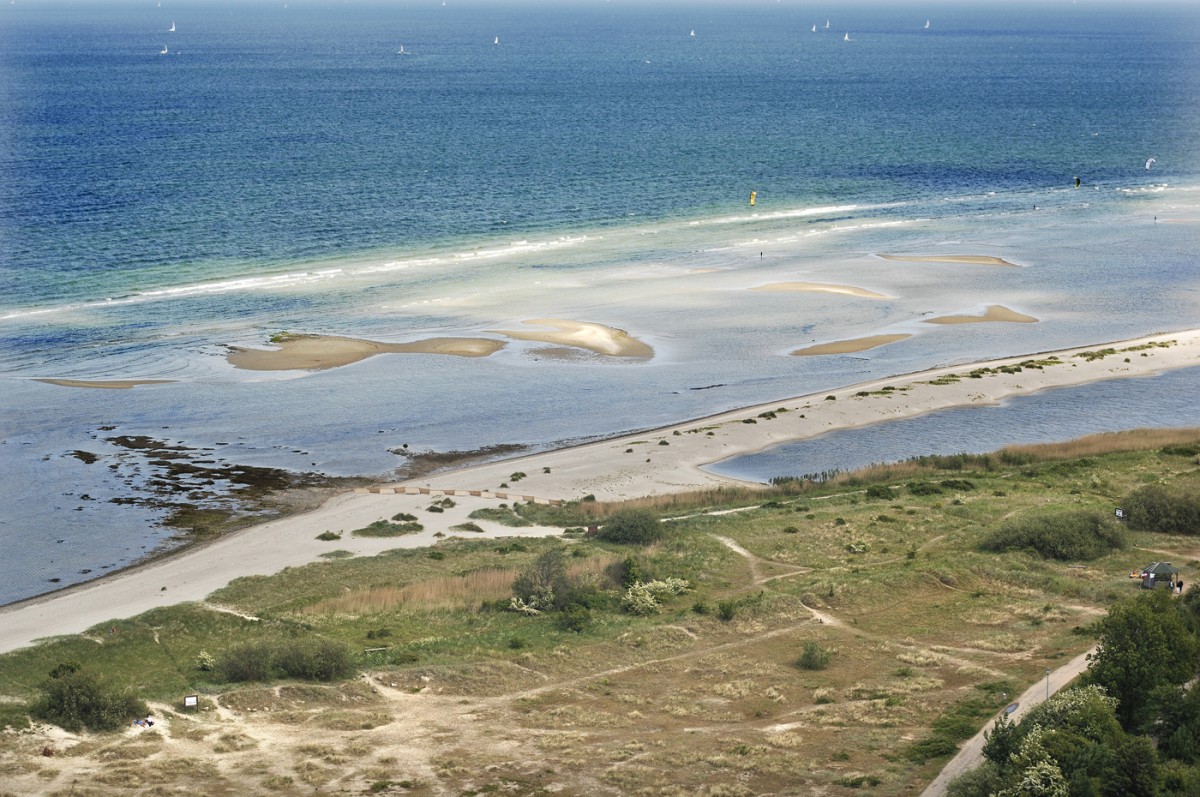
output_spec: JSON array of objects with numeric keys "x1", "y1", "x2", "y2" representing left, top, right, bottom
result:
[
  {"x1": 1101, "y1": 734, "x2": 1160, "y2": 797},
  {"x1": 32, "y1": 662, "x2": 146, "y2": 732},
  {"x1": 982, "y1": 713, "x2": 1021, "y2": 772},
  {"x1": 1086, "y1": 589, "x2": 1200, "y2": 732}
]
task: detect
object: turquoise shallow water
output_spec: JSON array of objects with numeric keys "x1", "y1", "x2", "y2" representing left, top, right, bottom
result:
[{"x1": 1, "y1": 2, "x2": 1198, "y2": 604}]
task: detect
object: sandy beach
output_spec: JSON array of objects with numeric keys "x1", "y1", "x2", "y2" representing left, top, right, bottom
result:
[
  {"x1": 32, "y1": 378, "x2": 177, "y2": 390},
  {"x1": 3, "y1": 328, "x2": 1199, "y2": 654}
]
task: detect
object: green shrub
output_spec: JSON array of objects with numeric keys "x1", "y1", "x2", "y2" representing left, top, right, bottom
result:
[
  {"x1": 908, "y1": 481, "x2": 943, "y2": 496},
  {"x1": 865, "y1": 484, "x2": 893, "y2": 499},
  {"x1": 315, "y1": 531, "x2": 341, "y2": 541},
  {"x1": 940, "y1": 479, "x2": 975, "y2": 491},
  {"x1": 595, "y1": 509, "x2": 662, "y2": 545},
  {"x1": 32, "y1": 662, "x2": 147, "y2": 732},
  {"x1": 214, "y1": 638, "x2": 354, "y2": 683},
  {"x1": 716, "y1": 599, "x2": 738, "y2": 621},
  {"x1": 980, "y1": 509, "x2": 1126, "y2": 560},
  {"x1": 214, "y1": 641, "x2": 277, "y2": 682},
  {"x1": 352, "y1": 519, "x2": 424, "y2": 537},
  {"x1": 1125, "y1": 485, "x2": 1200, "y2": 536},
  {"x1": 468, "y1": 506, "x2": 533, "y2": 527},
  {"x1": 796, "y1": 642, "x2": 832, "y2": 670}
]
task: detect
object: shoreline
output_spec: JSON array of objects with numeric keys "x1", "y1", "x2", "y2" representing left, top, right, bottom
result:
[{"x1": 3, "y1": 327, "x2": 1199, "y2": 654}]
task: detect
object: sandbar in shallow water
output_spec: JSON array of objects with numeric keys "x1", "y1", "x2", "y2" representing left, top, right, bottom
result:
[
  {"x1": 751, "y1": 282, "x2": 892, "y2": 299},
  {"x1": 227, "y1": 334, "x2": 505, "y2": 371},
  {"x1": 877, "y1": 253, "x2": 1021, "y2": 267},
  {"x1": 791, "y1": 334, "x2": 912, "y2": 356},
  {"x1": 924, "y1": 305, "x2": 1038, "y2": 325},
  {"x1": 489, "y1": 319, "x2": 653, "y2": 358}
]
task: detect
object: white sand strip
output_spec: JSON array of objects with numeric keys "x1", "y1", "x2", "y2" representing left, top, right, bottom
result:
[{"x1": 2, "y1": 328, "x2": 1198, "y2": 654}]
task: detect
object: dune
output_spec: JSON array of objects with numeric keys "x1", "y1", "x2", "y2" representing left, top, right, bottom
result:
[
  {"x1": 489, "y1": 319, "x2": 653, "y2": 358},
  {"x1": 227, "y1": 334, "x2": 505, "y2": 371}
]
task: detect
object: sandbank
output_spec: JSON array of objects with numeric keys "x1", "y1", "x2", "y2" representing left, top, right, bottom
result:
[
  {"x1": 924, "y1": 305, "x2": 1039, "y2": 325},
  {"x1": 227, "y1": 334, "x2": 505, "y2": 371},
  {"x1": 489, "y1": 318, "x2": 653, "y2": 358},
  {"x1": 4, "y1": 328, "x2": 1200, "y2": 654},
  {"x1": 878, "y1": 253, "x2": 1021, "y2": 267},
  {"x1": 33, "y1": 378, "x2": 175, "y2": 390},
  {"x1": 751, "y1": 282, "x2": 892, "y2": 299},
  {"x1": 791, "y1": 334, "x2": 912, "y2": 356}
]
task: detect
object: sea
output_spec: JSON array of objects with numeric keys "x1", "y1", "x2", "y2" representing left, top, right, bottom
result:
[{"x1": 2, "y1": 0, "x2": 1199, "y2": 606}]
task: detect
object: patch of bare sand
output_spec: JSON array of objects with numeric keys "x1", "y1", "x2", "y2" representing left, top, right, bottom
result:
[
  {"x1": 488, "y1": 318, "x2": 653, "y2": 358},
  {"x1": 227, "y1": 334, "x2": 505, "y2": 371},
  {"x1": 33, "y1": 379, "x2": 175, "y2": 390},
  {"x1": 791, "y1": 334, "x2": 911, "y2": 356},
  {"x1": 924, "y1": 305, "x2": 1038, "y2": 325},
  {"x1": 751, "y1": 282, "x2": 892, "y2": 299},
  {"x1": 877, "y1": 253, "x2": 1021, "y2": 267}
]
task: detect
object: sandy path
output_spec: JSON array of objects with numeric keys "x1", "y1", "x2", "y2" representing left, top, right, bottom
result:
[
  {"x1": 2, "y1": 329, "x2": 1197, "y2": 655},
  {"x1": 919, "y1": 647, "x2": 1097, "y2": 797}
]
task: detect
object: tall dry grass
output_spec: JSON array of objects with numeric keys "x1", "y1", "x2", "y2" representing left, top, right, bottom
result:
[
  {"x1": 997, "y1": 427, "x2": 1200, "y2": 461},
  {"x1": 302, "y1": 554, "x2": 618, "y2": 616}
]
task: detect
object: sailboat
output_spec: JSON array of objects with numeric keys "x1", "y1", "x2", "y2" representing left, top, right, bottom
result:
[
  {"x1": 811, "y1": 24, "x2": 817, "y2": 33},
  {"x1": 493, "y1": 36, "x2": 499, "y2": 45},
  {"x1": 690, "y1": 29, "x2": 696, "y2": 37},
  {"x1": 844, "y1": 32, "x2": 850, "y2": 42},
  {"x1": 168, "y1": 21, "x2": 175, "y2": 32},
  {"x1": 924, "y1": 20, "x2": 931, "y2": 30},
  {"x1": 825, "y1": 19, "x2": 830, "y2": 29},
  {"x1": 159, "y1": 44, "x2": 168, "y2": 55},
  {"x1": 397, "y1": 44, "x2": 408, "y2": 55}
]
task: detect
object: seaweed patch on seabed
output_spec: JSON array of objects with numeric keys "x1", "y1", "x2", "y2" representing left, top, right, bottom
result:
[
  {"x1": 389, "y1": 443, "x2": 530, "y2": 480},
  {"x1": 93, "y1": 434, "x2": 364, "y2": 539}
]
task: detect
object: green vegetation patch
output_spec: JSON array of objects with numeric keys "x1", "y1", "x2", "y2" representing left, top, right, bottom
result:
[{"x1": 352, "y1": 519, "x2": 424, "y2": 537}]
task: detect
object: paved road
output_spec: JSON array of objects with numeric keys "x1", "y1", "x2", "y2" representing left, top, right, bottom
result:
[{"x1": 920, "y1": 647, "x2": 1097, "y2": 796}]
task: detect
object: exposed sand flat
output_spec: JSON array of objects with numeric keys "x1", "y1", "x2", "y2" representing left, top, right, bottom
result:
[
  {"x1": 752, "y1": 281, "x2": 892, "y2": 299},
  {"x1": 489, "y1": 318, "x2": 654, "y2": 358},
  {"x1": 33, "y1": 378, "x2": 175, "y2": 390},
  {"x1": 878, "y1": 253, "x2": 1021, "y2": 267},
  {"x1": 791, "y1": 334, "x2": 912, "y2": 356},
  {"x1": 227, "y1": 334, "x2": 505, "y2": 371},
  {"x1": 4, "y1": 328, "x2": 1200, "y2": 655},
  {"x1": 924, "y1": 305, "x2": 1039, "y2": 325}
]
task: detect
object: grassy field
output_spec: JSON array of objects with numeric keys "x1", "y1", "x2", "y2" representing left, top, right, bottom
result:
[{"x1": 1, "y1": 430, "x2": 1198, "y2": 796}]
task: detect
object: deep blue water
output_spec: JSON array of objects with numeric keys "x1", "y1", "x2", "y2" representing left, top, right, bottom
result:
[{"x1": 1, "y1": 1, "x2": 1198, "y2": 604}]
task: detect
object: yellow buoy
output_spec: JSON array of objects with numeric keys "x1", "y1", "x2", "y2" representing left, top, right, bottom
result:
[{"x1": 749, "y1": 191, "x2": 757, "y2": 206}]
